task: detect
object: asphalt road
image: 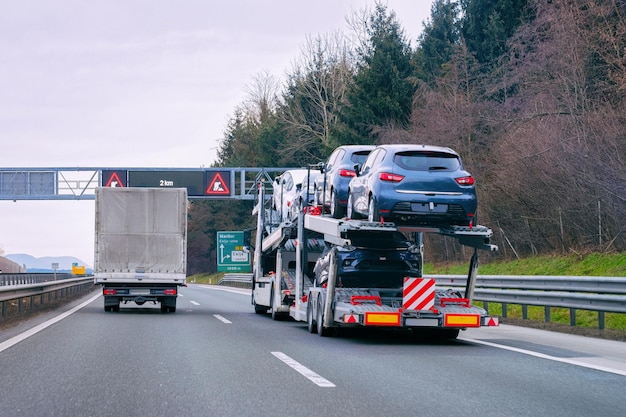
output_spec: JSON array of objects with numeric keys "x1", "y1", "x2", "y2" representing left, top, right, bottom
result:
[{"x1": 0, "y1": 285, "x2": 624, "y2": 417}]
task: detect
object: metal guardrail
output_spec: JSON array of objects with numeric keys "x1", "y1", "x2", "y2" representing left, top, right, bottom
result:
[
  {"x1": 219, "y1": 273, "x2": 253, "y2": 289},
  {"x1": 431, "y1": 275, "x2": 626, "y2": 329},
  {"x1": 1, "y1": 273, "x2": 73, "y2": 286},
  {"x1": 0, "y1": 276, "x2": 95, "y2": 318}
]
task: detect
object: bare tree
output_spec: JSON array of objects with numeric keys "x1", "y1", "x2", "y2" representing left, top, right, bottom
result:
[{"x1": 278, "y1": 31, "x2": 354, "y2": 160}]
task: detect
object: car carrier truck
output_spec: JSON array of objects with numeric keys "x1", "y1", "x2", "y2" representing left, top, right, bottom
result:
[
  {"x1": 94, "y1": 187, "x2": 187, "y2": 313},
  {"x1": 251, "y1": 179, "x2": 499, "y2": 338}
]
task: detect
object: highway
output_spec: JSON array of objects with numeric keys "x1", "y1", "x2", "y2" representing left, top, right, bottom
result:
[{"x1": 1, "y1": 285, "x2": 624, "y2": 417}]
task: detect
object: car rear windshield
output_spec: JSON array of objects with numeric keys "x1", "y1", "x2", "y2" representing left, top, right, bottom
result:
[
  {"x1": 350, "y1": 151, "x2": 371, "y2": 165},
  {"x1": 393, "y1": 151, "x2": 460, "y2": 172}
]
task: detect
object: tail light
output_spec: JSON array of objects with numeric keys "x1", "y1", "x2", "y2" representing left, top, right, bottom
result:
[
  {"x1": 163, "y1": 289, "x2": 177, "y2": 295},
  {"x1": 379, "y1": 172, "x2": 404, "y2": 182},
  {"x1": 455, "y1": 176, "x2": 474, "y2": 185},
  {"x1": 339, "y1": 169, "x2": 357, "y2": 177},
  {"x1": 103, "y1": 289, "x2": 117, "y2": 295}
]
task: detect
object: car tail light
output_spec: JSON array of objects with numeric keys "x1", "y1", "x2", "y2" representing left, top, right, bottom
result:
[
  {"x1": 379, "y1": 172, "x2": 404, "y2": 182},
  {"x1": 103, "y1": 289, "x2": 117, "y2": 295},
  {"x1": 339, "y1": 169, "x2": 357, "y2": 177},
  {"x1": 163, "y1": 289, "x2": 177, "y2": 295},
  {"x1": 455, "y1": 176, "x2": 475, "y2": 185}
]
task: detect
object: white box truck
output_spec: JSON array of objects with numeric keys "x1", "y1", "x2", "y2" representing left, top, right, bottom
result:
[{"x1": 94, "y1": 187, "x2": 187, "y2": 313}]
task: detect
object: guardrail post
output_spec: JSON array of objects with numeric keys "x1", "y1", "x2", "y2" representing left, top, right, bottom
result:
[
  {"x1": 569, "y1": 308, "x2": 576, "y2": 326},
  {"x1": 544, "y1": 306, "x2": 551, "y2": 323},
  {"x1": 1, "y1": 300, "x2": 6, "y2": 317},
  {"x1": 522, "y1": 304, "x2": 528, "y2": 319},
  {"x1": 598, "y1": 311, "x2": 605, "y2": 330},
  {"x1": 502, "y1": 303, "x2": 508, "y2": 318}
]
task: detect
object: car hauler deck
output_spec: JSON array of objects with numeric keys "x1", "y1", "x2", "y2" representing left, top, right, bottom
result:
[{"x1": 251, "y1": 180, "x2": 499, "y2": 338}]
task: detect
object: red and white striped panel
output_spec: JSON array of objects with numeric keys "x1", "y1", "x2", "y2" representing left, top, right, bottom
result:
[{"x1": 403, "y1": 277, "x2": 435, "y2": 311}]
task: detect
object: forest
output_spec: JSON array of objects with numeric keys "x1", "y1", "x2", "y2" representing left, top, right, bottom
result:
[{"x1": 187, "y1": 0, "x2": 626, "y2": 274}]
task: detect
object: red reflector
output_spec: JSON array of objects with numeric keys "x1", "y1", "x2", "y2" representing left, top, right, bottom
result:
[
  {"x1": 301, "y1": 294, "x2": 308, "y2": 303},
  {"x1": 339, "y1": 169, "x2": 357, "y2": 177},
  {"x1": 455, "y1": 176, "x2": 474, "y2": 185},
  {"x1": 379, "y1": 172, "x2": 404, "y2": 182},
  {"x1": 163, "y1": 289, "x2": 177, "y2": 295},
  {"x1": 103, "y1": 289, "x2": 116, "y2": 295}
]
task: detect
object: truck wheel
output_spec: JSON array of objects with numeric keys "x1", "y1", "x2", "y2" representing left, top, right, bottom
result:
[
  {"x1": 368, "y1": 196, "x2": 380, "y2": 222},
  {"x1": 307, "y1": 299, "x2": 317, "y2": 334},
  {"x1": 169, "y1": 306, "x2": 176, "y2": 313},
  {"x1": 112, "y1": 304, "x2": 120, "y2": 312},
  {"x1": 104, "y1": 305, "x2": 111, "y2": 312},
  {"x1": 317, "y1": 298, "x2": 332, "y2": 337},
  {"x1": 330, "y1": 190, "x2": 344, "y2": 219}
]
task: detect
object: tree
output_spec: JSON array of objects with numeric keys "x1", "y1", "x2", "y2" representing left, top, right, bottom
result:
[
  {"x1": 461, "y1": 0, "x2": 530, "y2": 65},
  {"x1": 414, "y1": 0, "x2": 461, "y2": 85},
  {"x1": 334, "y1": 2, "x2": 416, "y2": 145},
  {"x1": 278, "y1": 32, "x2": 354, "y2": 161}
]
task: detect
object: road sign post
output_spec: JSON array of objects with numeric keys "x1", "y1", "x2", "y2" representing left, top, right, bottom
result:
[{"x1": 216, "y1": 231, "x2": 251, "y2": 273}]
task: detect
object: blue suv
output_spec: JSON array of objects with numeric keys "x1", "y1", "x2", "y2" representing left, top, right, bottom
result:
[{"x1": 347, "y1": 144, "x2": 477, "y2": 226}]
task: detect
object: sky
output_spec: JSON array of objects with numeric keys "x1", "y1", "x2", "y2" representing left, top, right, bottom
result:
[{"x1": 0, "y1": 0, "x2": 434, "y2": 267}]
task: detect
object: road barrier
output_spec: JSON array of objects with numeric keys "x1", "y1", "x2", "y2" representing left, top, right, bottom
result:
[
  {"x1": 219, "y1": 273, "x2": 253, "y2": 289},
  {"x1": 1, "y1": 273, "x2": 74, "y2": 286},
  {"x1": 431, "y1": 275, "x2": 626, "y2": 330},
  {"x1": 0, "y1": 276, "x2": 95, "y2": 318}
]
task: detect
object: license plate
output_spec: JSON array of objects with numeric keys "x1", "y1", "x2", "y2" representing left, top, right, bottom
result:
[{"x1": 411, "y1": 202, "x2": 448, "y2": 213}]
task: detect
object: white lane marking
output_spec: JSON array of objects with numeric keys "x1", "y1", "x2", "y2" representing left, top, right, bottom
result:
[
  {"x1": 194, "y1": 284, "x2": 250, "y2": 295},
  {"x1": 189, "y1": 301, "x2": 200, "y2": 306},
  {"x1": 0, "y1": 293, "x2": 101, "y2": 354},
  {"x1": 460, "y1": 337, "x2": 626, "y2": 377},
  {"x1": 272, "y1": 351, "x2": 336, "y2": 387},
  {"x1": 213, "y1": 314, "x2": 232, "y2": 324}
]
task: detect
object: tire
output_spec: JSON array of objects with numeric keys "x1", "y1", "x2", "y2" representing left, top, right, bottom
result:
[
  {"x1": 104, "y1": 305, "x2": 111, "y2": 312},
  {"x1": 346, "y1": 193, "x2": 355, "y2": 219},
  {"x1": 317, "y1": 297, "x2": 333, "y2": 337},
  {"x1": 161, "y1": 304, "x2": 168, "y2": 313},
  {"x1": 330, "y1": 190, "x2": 344, "y2": 219},
  {"x1": 270, "y1": 289, "x2": 284, "y2": 321},
  {"x1": 368, "y1": 196, "x2": 380, "y2": 222},
  {"x1": 307, "y1": 298, "x2": 317, "y2": 334}
]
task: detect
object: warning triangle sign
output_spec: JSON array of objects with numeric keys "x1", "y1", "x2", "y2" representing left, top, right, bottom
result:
[
  {"x1": 105, "y1": 172, "x2": 125, "y2": 187},
  {"x1": 206, "y1": 172, "x2": 230, "y2": 195}
]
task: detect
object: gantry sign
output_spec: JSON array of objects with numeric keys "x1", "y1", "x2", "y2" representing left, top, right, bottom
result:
[{"x1": 0, "y1": 167, "x2": 284, "y2": 201}]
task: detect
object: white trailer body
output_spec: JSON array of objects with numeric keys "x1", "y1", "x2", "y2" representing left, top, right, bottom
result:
[{"x1": 94, "y1": 187, "x2": 187, "y2": 312}]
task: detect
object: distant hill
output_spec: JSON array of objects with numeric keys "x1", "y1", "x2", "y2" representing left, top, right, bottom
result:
[{"x1": 5, "y1": 253, "x2": 92, "y2": 273}]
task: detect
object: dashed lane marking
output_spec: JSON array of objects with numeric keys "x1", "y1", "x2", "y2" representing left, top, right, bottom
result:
[
  {"x1": 213, "y1": 314, "x2": 232, "y2": 324},
  {"x1": 272, "y1": 351, "x2": 336, "y2": 387}
]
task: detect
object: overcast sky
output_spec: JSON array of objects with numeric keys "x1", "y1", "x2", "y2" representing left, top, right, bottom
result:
[{"x1": 0, "y1": 0, "x2": 434, "y2": 267}]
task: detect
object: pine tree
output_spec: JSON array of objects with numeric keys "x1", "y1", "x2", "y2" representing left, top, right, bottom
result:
[
  {"x1": 334, "y1": 2, "x2": 415, "y2": 145},
  {"x1": 414, "y1": 0, "x2": 461, "y2": 85}
]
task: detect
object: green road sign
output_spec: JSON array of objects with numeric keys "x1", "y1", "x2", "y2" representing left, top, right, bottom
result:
[{"x1": 216, "y1": 231, "x2": 251, "y2": 273}]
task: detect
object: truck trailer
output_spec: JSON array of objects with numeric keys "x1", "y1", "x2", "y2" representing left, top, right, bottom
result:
[
  {"x1": 251, "y1": 180, "x2": 499, "y2": 338},
  {"x1": 94, "y1": 187, "x2": 187, "y2": 313}
]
